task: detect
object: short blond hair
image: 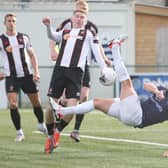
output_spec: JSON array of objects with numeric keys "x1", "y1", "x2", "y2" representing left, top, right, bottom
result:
[{"x1": 74, "y1": 0, "x2": 88, "y2": 15}]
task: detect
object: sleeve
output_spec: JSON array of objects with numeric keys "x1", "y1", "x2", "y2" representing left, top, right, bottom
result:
[
  {"x1": 46, "y1": 25, "x2": 62, "y2": 43},
  {"x1": 23, "y1": 35, "x2": 32, "y2": 51},
  {"x1": 89, "y1": 32, "x2": 106, "y2": 70},
  {"x1": 158, "y1": 86, "x2": 167, "y2": 91}
]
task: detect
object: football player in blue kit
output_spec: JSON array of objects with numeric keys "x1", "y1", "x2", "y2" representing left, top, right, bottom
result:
[{"x1": 50, "y1": 36, "x2": 168, "y2": 157}]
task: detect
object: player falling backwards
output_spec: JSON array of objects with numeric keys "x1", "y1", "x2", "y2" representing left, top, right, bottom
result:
[{"x1": 50, "y1": 36, "x2": 168, "y2": 157}]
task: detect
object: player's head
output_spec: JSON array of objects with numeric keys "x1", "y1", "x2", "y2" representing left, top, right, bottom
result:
[
  {"x1": 72, "y1": 10, "x2": 87, "y2": 28},
  {"x1": 74, "y1": 0, "x2": 89, "y2": 16},
  {"x1": 4, "y1": 13, "x2": 16, "y2": 23},
  {"x1": 4, "y1": 13, "x2": 16, "y2": 32}
]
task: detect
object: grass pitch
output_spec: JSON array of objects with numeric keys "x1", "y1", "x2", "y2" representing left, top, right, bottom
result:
[{"x1": 0, "y1": 109, "x2": 168, "y2": 168}]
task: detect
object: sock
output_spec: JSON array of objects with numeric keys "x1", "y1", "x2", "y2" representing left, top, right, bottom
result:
[
  {"x1": 16, "y1": 129, "x2": 24, "y2": 135},
  {"x1": 61, "y1": 100, "x2": 94, "y2": 115},
  {"x1": 10, "y1": 108, "x2": 21, "y2": 130},
  {"x1": 55, "y1": 115, "x2": 61, "y2": 124},
  {"x1": 56, "y1": 119, "x2": 68, "y2": 132},
  {"x1": 46, "y1": 123, "x2": 54, "y2": 136},
  {"x1": 74, "y1": 114, "x2": 84, "y2": 130},
  {"x1": 33, "y1": 106, "x2": 44, "y2": 123},
  {"x1": 111, "y1": 45, "x2": 130, "y2": 82}
]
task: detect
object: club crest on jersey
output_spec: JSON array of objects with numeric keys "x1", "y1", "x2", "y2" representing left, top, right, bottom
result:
[
  {"x1": 63, "y1": 33, "x2": 70, "y2": 40},
  {"x1": 6, "y1": 45, "x2": 13, "y2": 53}
]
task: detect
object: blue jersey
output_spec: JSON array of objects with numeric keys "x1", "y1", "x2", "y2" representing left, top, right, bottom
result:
[{"x1": 138, "y1": 86, "x2": 168, "y2": 128}]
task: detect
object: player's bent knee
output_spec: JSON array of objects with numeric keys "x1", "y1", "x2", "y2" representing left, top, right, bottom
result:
[
  {"x1": 80, "y1": 96, "x2": 88, "y2": 102},
  {"x1": 10, "y1": 102, "x2": 18, "y2": 109},
  {"x1": 93, "y1": 97, "x2": 101, "y2": 108}
]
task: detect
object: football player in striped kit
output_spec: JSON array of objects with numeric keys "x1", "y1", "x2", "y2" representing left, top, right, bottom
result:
[
  {"x1": 49, "y1": 0, "x2": 111, "y2": 143},
  {"x1": 0, "y1": 13, "x2": 47, "y2": 142},
  {"x1": 42, "y1": 8, "x2": 110, "y2": 154}
]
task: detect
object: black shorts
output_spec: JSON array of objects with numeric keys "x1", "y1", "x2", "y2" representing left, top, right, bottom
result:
[
  {"x1": 82, "y1": 64, "x2": 91, "y2": 88},
  {"x1": 5, "y1": 75, "x2": 39, "y2": 94},
  {"x1": 47, "y1": 66, "x2": 83, "y2": 99}
]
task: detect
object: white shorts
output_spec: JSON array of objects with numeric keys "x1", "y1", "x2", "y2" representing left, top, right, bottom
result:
[{"x1": 108, "y1": 95, "x2": 142, "y2": 126}]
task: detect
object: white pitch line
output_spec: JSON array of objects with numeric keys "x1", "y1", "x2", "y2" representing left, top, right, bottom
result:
[
  {"x1": 32, "y1": 131, "x2": 168, "y2": 148},
  {"x1": 33, "y1": 130, "x2": 43, "y2": 134},
  {"x1": 62, "y1": 133, "x2": 168, "y2": 148}
]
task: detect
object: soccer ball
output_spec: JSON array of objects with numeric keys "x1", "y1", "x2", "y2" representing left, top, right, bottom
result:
[{"x1": 99, "y1": 67, "x2": 116, "y2": 86}]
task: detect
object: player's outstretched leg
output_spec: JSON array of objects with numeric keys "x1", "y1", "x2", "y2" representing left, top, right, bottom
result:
[{"x1": 108, "y1": 34, "x2": 128, "y2": 49}]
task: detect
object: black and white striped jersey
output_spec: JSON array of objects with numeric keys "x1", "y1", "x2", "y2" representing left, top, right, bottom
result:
[
  {"x1": 55, "y1": 18, "x2": 98, "y2": 66},
  {"x1": 0, "y1": 32, "x2": 33, "y2": 77},
  {"x1": 56, "y1": 18, "x2": 98, "y2": 35},
  {"x1": 51, "y1": 27, "x2": 106, "y2": 71}
]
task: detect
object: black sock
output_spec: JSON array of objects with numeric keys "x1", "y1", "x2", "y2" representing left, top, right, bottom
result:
[
  {"x1": 33, "y1": 106, "x2": 44, "y2": 123},
  {"x1": 74, "y1": 114, "x2": 84, "y2": 131},
  {"x1": 10, "y1": 108, "x2": 21, "y2": 130},
  {"x1": 58, "y1": 100, "x2": 66, "y2": 107},
  {"x1": 46, "y1": 123, "x2": 54, "y2": 136},
  {"x1": 57, "y1": 119, "x2": 68, "y2": 132}
]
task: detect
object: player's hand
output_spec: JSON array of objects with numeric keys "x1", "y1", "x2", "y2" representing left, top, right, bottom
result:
[
  {"x1": 0, "y1": 72, "x2": 5, "y2": 80},
  {"x1": 42, "y1": 17, "x2": 51, "y2": 26},
  {"x1": 33, "y1": 72, "x2": 40, "y2": 82},
  {"x1": 50, "y1": 51, "x2": 57, "y2": 61},
  {"x1": 49, "y1": 41, "x2": 59, "y2": 61},
  {"x1": 155, "y1": 90, "x2": 164, "y2": 100},
  {"x1": 163, "y1": 151, "x2": 168, "y2": 157}
]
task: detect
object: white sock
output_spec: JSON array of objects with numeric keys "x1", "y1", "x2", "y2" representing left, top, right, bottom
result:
[
  {"x1": 111, "y1": 45, "x2": 130, "y2": 82},
  {"x1": 38, "y1": 122, "x2": 46, "y2": 128},
  {"x1": 61, "y1": 100, "x2": 95, "y2": 115},
  {"x1": 17, "y1": 129, "x2": 24, "y2": 135}
]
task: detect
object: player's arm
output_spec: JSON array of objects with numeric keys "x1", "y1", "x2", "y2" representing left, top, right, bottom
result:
[
  {"x1": 143, "y1": 82, "x2": 164, "y2": 99},
  {"x1": 99, "y1": 45, "x2": 112, "y2": 66},
  {"x1": 49, "y1": 19, "x2": 71, "y2": 61},
  {"x1": 0, "y1": 43, "x2": 5, "y2": 80},
  {"x1": 24, "y1": 35, "x2": 40, "y2": 82},
  {"x1": 42, "y1": 17, "x2": 62, "y2": 42},
  {"x1": 49, "y1": 40, "x2": 59, "y2": 61},
  {"x1": 48, "y1": 20, "x2": 61, "y2": 61},
  {"x1": 90, "y1": 33, "x2": 107, "y2": 70},
  {"x1": 27, "y1": 47, "x2": 40, "y2": 82},
  {"x1": 87, "y1": 21, "x2": 112, "y2": 66}
]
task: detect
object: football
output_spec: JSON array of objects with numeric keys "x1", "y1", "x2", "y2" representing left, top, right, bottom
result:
[{"x1": 99, "y1": 67, "x2": 116, "y2": 86}]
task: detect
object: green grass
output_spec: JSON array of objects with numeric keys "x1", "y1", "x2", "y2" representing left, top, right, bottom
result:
[{"x1": 0, "y1": 109, "x2": 168, "y2": 168}]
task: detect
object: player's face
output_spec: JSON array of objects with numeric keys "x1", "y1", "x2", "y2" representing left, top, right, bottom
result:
[
  {"x1": 4, "y1": 16, "x2": 16, "y2": 33},
  {"x1": 72, "y1": 12, "x2": 87, "y2": 28}
]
